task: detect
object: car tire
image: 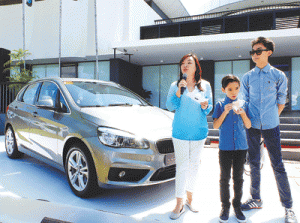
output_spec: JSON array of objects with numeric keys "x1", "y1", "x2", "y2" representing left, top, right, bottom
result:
[
  {"x1": 65, "y1": 143, "x2": 99, "y2": 198},
  {"x1": 5, "y1": 126, "x2": 24, "y2": 159}
]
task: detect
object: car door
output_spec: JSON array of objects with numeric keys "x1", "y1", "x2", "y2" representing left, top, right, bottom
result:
[
  {"x1": 11, "y1": 82, "x2": 41, "y2": 150},
  {"x1": 29, "y1": 81, "x2": 62, "y2": 161}
]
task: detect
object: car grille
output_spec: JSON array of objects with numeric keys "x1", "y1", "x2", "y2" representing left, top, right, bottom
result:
[
  {"x1": 156, "y1": 139, "x2": 174, "y2": 154},
  {"x1": 150, "y1": 164, "x2": 176, "y2": 181}
]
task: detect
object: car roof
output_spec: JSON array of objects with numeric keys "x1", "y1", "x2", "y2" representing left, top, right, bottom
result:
[{"x1": 29, "y1": 77, "x2": 118, "y2": 86}]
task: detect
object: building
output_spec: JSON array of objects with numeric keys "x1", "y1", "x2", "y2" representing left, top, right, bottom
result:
[{"x1": 1, "y1": 0, "x2": 300, "y2": 134}]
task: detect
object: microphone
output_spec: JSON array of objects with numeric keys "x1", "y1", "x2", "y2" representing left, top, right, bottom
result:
[{"x1": 181, "y1": 73, "x2": 187, "y2": 95}]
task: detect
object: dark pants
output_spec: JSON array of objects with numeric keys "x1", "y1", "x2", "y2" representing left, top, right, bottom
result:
[
  {"x1": 247, "y1": 126, "x2": 293, "y2": 208},
  {"x1": 219, "y1": 150, "x2": 247, "y2": 208}
]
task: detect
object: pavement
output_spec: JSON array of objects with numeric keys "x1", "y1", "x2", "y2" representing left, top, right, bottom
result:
[{"x1": 0, "y1": 135, "x2": 299, "y2": 223}]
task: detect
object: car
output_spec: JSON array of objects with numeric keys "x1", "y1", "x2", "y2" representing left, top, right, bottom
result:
[{"x1": 5, "y1": 77, "x2": 175, "y2": 197}]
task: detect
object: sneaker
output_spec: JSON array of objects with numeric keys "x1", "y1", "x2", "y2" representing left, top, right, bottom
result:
[
  {"x1": 285, "y1": 208, "x2": 297, "y2": 223},
  {"x1": 241, "y1": 199, "x2": 262, "y2": 210},
  {"x1": 219, "y1": 207, "x2": 230, "y2": 223},
  {"x1": 234, "y1": 207, "x2": 247, "y2": 223}
]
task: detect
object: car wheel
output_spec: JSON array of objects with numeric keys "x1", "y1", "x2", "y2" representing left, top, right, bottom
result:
[
  {"x1": 5, "y1": 126, "x2": 23, "y2": 159},
  {"x1": 65, "y1": 143, "x2": 98, "y2": 198}
]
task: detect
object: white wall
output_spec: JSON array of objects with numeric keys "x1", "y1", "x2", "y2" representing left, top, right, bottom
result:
[
  {"x1": 128, "y1": 0, "x2": 161, "y2": 41},
  {"x1": 0, "y1": 0, "x2": 160, "y2": 60},
  {"x1": 0, "y1": 4, "x2": 23, "y2": 51}
]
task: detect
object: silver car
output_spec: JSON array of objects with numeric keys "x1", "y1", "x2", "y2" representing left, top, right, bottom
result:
[{"x1": 5, "y1": 77, "x2": 175, "y2": 197}]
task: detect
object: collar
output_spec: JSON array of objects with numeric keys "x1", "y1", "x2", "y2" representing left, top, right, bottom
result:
[
  {"x1": 254, "y1": 63, "x2": 271, "y2": 74},
  {"x1": 224, "y1": 96, "x2": 238, "y2": 104}
]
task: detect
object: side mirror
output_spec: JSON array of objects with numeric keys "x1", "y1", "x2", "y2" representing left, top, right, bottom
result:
[{"x1": 37, "y1": 97, "x2": 55, "y2": 109}]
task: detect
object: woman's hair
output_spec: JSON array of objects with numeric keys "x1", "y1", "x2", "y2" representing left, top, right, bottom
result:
[
  {"x1": 221, "y1": 74, "x2": 240, "y2": 89},
  {"x1": 178, "y1": 53, "x2": 203, "y2": 91}
]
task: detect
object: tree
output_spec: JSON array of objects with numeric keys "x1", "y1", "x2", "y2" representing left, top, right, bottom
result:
[{"x1": 4, "y1": 48, "x2": 36, "y2": 92}]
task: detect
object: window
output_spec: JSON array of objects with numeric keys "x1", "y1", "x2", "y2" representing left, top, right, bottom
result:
[
  {"x1": 291, "y1": 57, "x2": 300, "y2": 111},
  {"x1": 58, "y1": 91, "x2": 69, "y2": 113},
  {"x1": 22, "y1": 83, "x2": 40, "y2": 105},
  {"x1": 37, "y1": 82, "x2": 58, "y2": 106},
  {"x1": 214, "y1": 60, "x2": 250, "y2": 104},
  {"x1": 142, "y1": 64, "x2": 179, "y2": 108},
  {"x1": 16, "y1": 86, "x2": 28, "y2": 101},
  {"x1": 61, "y1": 64, "x2": 77, "y2": 78},
  {"x1": 65, "y1": 81, "x2": 147, "y2": 107},
  {"x1": 32, "y1": 65, "x2": 46, "y2": 79}
]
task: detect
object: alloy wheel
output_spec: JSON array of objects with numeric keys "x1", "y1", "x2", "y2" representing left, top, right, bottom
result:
[
  {"x1": 5, "y1": 128, "x2": 15, "y2": 155},
  {"x1": 67, "y1": 150, "x2": 89, "y2": 192}
]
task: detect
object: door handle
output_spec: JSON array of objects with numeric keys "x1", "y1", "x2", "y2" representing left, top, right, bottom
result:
[
  {"x1": 14, "y1": 106, "x2": 18, "y2": 110},
  {"x1": 33, "y1": 111, "x2": 38, "y2": 117}
]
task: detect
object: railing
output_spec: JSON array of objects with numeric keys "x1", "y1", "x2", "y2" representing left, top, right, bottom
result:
[
  {"x1": 154, "y1": 2, "x2": 300, "y2": 24},
  {"x1": 141, "y1": 3, "x2": 300, "y2": 40},
  {"x1": 0, "y1": 82, "x2": 26, "y2": 113}
]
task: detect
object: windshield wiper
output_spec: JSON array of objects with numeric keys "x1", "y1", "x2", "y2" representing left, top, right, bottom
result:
[{"x1": 108, "y1": 103, "x2": 133, "y2": 107}]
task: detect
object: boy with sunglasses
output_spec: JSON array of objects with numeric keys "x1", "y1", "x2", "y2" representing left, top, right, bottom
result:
[{"x1": 241, "y1": 37, "x2": 297, "y2": 223}]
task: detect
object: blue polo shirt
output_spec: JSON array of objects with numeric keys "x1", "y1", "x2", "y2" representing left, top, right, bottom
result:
[
  {"x1": 212, "y1": 96, "x2": 251, "y2": 151},
  {"x1": 166, "y1": 80, "x2": 213, "y2": 141},
  {"x1": 241, "y1": 64, "x2": 288, "y2": 130}
]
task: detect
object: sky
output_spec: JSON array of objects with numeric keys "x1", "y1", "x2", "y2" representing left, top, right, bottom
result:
[{"x1": 181, "y1": 0, "x2": 212, "y2": 15}]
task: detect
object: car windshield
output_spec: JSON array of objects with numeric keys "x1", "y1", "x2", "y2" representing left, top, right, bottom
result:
[{"x1": 64, "y1": 81, "x2": 148, "y2": 107}]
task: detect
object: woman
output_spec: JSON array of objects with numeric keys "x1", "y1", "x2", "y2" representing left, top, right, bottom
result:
[{"x1": 166, "y1": 53, "x2": 213, "y2": 220}]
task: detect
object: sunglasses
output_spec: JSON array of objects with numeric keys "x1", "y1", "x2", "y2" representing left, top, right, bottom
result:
[{"x1": 249, "y1": 49, "x2": 269, "y2": 56}]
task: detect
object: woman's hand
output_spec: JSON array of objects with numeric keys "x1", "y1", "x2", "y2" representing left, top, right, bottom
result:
[
  {"x1": 178, "y1": 79, "x2": 187, "y2": 89},
  {"x1": 200, "y1": 100, "x2": 208, "y2": 109},
  {"x1": 176, "y1": 79, "x2": 187, "y2": 97}
]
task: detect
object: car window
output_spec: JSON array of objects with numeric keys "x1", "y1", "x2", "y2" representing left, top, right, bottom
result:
[
  {"x1": 16, "y1": 85, "x2": 28, "y2": 101},
  {"x1": 22, "y1": 83, "x2": 40, "y2": 105},
  {"x1": 64, "y1": 81, "x2": 148, "y2": 107},
  {"x1": 58, "y1": 91, "x2": 69, "y2": 113},
  {"x1": 37, "y1": 82, "x2": 58, "y2": 105}
]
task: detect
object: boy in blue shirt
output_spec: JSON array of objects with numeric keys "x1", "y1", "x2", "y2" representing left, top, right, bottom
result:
[
  {"x1": 212, "y1": 75, "x2": 251, "y2": 223},
  {"x1": 241, "y1": 36, "x2": 297, "y2": 223}
]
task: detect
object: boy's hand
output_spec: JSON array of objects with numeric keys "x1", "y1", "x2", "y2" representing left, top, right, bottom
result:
[
  {"x1": 234, "y1": 107, "x2": 245, "y2": 115},
  {"x1": 224, "y1": 103, "x2": 232, "y2": 114}
]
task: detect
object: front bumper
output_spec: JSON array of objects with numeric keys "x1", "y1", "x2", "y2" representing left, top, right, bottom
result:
[{"x1": 85, "y1": 137, "x2": 175, "y2": 189}]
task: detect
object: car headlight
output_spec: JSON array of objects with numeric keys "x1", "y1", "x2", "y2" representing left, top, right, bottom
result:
[{"x1": 98, "y1": 127, "x2": 149, "y2": 149}]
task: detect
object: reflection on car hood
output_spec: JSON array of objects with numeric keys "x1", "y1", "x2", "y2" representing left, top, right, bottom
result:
[{"x1": 80, "y1": 106, "x2": 174, "y2": 140}]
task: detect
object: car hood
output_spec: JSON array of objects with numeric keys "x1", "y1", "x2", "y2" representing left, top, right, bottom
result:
[{"x1": 80, "y1": 106, "x2": 174, "y2": 141}]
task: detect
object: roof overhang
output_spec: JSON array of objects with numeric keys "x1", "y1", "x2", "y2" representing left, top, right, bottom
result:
[{"x1": 113, "y1": 29, "x2": 300, "y2": 66}]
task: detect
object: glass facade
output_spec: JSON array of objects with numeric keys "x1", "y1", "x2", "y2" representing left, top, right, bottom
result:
[
  {"x1": 142, "y1": 66, "x2": 160, "y2": 107},
  {"x1": 214, "y1": 60, "x2": 250, "y2": 104},
  {"x1": 96, "y1": 61, "x2": 110, "y2": 81},
  {"x1": 142, "y1": 64, "x2": 179, "y2": 108},
  {"x1": 78, "y1": 61, "x2": 110, "y2": 81},
  {"x1": 32, "y1": 59, "x2": 297, "y2": 112},
  {"x1": 32, "y1": 64, "x2": 59, "y2": 79},
  {"x1": 32, "y1": 65, "x2": 46, "y2": 79},
  {"x1": 78, "y1": 62, "x2": 95, "y2": 79},
  {"x1": 46, "y1": 65, "x2": 60, "y2": 77},
  {"x1": 32, "y1": 61, "x2": 110, "y2": 81},
  {"x1": 291, "y1": 57, "x2": 300, "y2": 110}
]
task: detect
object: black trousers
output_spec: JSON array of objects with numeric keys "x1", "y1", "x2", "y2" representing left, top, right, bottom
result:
[{"x1": 219, "y1": 150, "x2": 247, "y2": 208}]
